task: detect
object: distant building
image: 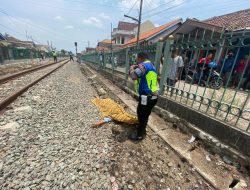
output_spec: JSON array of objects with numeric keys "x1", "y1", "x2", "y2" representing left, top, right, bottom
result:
[
  {"x1": 0, "y1": 33, "x2": 10, "y2": 63},
  {"x1": 86, "y1": 47, "x2": 96, "y2": 53},
  {"x1": 112, "y1": 21, "x2": 137, "y2": 45},
  {"x1": 36, "y1": 44, "x2": 51, "y2": 53},
  {"x1": 96, "y1": 39, "x2": 112, "y2": 52},
  {"x1": 112, "y1": 20, "x2": 155, "y2": 46},
  {"x1": 96, "y1": 39, "x2": 120, "y2": 52},
  {"x1": 4, "y1": 34, "x2": 35, "y2": 49},
  {"x1": 0, "y1": 34, "x2": 52, "y2": 62},
  {"x1": 133, "y1": 20, "x2": 155, "y2": 36}
]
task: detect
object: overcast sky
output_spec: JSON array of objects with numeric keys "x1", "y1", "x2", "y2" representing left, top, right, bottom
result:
[{"x1": 0, "y1": 0, "x2": 249, "y2": 52}]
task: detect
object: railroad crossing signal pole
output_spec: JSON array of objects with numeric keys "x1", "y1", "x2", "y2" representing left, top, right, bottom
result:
[
  {"x1": 74, "y1": 42, "x2": 77, "y2": 55},
  {"x1": 74, "y1": 42, "x2": 78, "y2": 62}
]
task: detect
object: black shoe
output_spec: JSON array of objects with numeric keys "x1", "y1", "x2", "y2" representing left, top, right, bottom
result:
[{"x1": 129, "y1": 132, "x2": 144, "y2": 141}]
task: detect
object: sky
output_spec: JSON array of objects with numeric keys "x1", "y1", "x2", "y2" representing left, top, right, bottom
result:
[{"x1": 0, "y1": 0, "x2": 249, "y2": 52}]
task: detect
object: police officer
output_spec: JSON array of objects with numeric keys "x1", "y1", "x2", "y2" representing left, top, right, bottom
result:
[{"x1": 129, "y1": 52, "x2": 158, "y2": 140}]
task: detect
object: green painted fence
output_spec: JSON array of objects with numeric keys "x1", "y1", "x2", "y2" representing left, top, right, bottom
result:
[{"x1": 0, "y1": 47, "x2": 68, "y2": 63}]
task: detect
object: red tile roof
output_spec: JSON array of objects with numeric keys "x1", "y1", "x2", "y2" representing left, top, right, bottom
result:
[
  {"x1": 124, "y1": 19, "x2": 181, "y2": 46},
  {"x1": 204, "y1": 8, "x2": 250, "y2": 30},
  {"x1": 117, "y1": 21, "x2": 138, "y2": 31},
  {"x1": 100, "y1": 39, "x2": 112, "y2": 44}
]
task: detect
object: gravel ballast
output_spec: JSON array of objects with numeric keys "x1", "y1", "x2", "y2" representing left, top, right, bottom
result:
[{"x1": 0, "y1": 62, "x2": 112, "y2": 189}]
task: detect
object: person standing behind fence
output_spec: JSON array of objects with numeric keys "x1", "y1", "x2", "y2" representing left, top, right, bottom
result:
[
  {"x1": 242, "y1": 63, "x2": 250, "y2": 91},
  {"x1": 40, "y1": 52, "x2": 44, "y2": 61},
  {"x1": 128, "y1": 52, "x2": 158, "y2": 141},
  {"x1": 197, "y1": 52, "x2": 213, "y2": 82},
  {"x1": 233, "y1": 54, "x2": 250, "y2": 88},
  {"x1": 221, "y1": 51, "x2": 235, "y2": 84},
  {"x1": 52, "y1": 51, "x2": 57, "y2": 63},
  {"x1": 166, "y1": 48, "x2": 184, "y2": 87}
]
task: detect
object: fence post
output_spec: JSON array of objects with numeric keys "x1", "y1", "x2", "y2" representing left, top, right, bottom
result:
[
  {"x1": 103, "y1": 52, "x2": 106, "y2": 70},
  {"x1": 159, "y1": 35, "x2": 174, "y2": 95},
  {"x1": 125, "y1": 48, "x2": 130, "y2": 81},
  {"x1": 111, "y1": 50, "x2": 114, "y2": 75},
  {"x1": 154, "y1": 39, "x2": 164, "y2": 74}
]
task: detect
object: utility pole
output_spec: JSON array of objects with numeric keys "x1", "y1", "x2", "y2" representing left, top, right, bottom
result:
[
  {"x1": 124, "y1": 0, "x2": 143, "y2": 49},
  {"x1": 111, "y1": 23, "x2": 114, "y2": 74},
  {"x1": 74, "y1": 42, "x2": 77, "y2": 55},
  {"x1": 111, "y1": 23, "x2": 113, "y2": 54},
  {"x1": 25, "y1": 31, "x2": 28, "y2": 41},
  {"x1": 136, "y1": 0, "x2": 143, "y2": 49}
]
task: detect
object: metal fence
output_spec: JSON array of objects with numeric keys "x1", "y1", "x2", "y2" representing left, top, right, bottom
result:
[
  {"x1": 81, "y1": 28, "x2": 250, "y2": 133},
  {"x1": 0, "y1": 46, "x2": 67, "y2": 63}
]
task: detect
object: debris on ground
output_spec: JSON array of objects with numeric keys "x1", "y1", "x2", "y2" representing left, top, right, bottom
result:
[
  {"x1": 188, "y1": 135, "x2": 196, "y2": 144},
  {"x1": 206, "y1": 154, "x2": 212, "y2": 162}
]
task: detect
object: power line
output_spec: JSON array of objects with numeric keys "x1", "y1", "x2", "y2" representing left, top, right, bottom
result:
[
  {"x1": 142, "y1": 0, "x2": 181, "y2": 16},
  {"x1": 145, "y1": 0, "x2": 240, "y2": 22},
  {"x1": 0, "y1": 23, "x2": 42, "y2": 44},
  {"x1": 144, "y1": 0, "x2": 152, "y2": 12},
  {"x1": 0, "y1": 9, "x2": 73, "y2": 43},
  {"x1": 142, "y1": 1, "x2": 186, "y2": 19},
  {"x1": 125, "y1": 0, "x2": 139, "y2": 17}
]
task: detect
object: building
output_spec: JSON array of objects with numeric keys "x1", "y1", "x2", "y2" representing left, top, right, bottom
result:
[
  {"x1": 112, "y1": 21, "x2": 137, "y2": 45},
  {"x1": 124, "y1": 19, "x2": 182, "y2": 47},
  {"x1": 85, "y1": 47, "x2": 96, "y2": 53},
  {"x1": 203, "y1": 8, "x2": 250, "y2": 30},
  {"x1": 0, "y1": 33, "x2": 11, "y2": 63},
  {"x1": 96, "y1": 39, "x2": 112, "y2": 52},
  {"x1": 0, "y1": 34, "x2": 52, "y2": 63},
  {"x1": 4, "y1": 34, "x2": 36, "y2": 49},
  {"x1": 112, "y1": 21, "x2": 155, "y2": 46},
  {"x1": 36, "y1": 44, "x2": 51, "y2": 53},
  {"x1": 133, "y1": 20, "x2": 155, "y2": 36}
]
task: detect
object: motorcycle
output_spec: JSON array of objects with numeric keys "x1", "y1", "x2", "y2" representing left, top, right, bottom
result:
[{"x1": 185, "y1": 63, "x2": 223, "y2": 90}]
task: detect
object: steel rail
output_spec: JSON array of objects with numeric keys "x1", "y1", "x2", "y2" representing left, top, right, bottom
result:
[
  {"x1": 0, "y1": 59, "x2": 67, "y2": 85},
  {"x1": 0, "y1": 60, "x2": 69, "y2": 113}
]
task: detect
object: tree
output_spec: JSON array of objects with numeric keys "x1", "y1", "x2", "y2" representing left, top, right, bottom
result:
[{"x1": 61, "y1": 49, "x2": 66, "y2": 55}]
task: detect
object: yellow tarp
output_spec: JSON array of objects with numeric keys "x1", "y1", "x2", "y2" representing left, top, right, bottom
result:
[{"x1": 92, "y1": 98, "x2": 138, "y2": 124}]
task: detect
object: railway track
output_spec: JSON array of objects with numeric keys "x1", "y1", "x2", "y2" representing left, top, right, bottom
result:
[
  {"x1": 0, "y1": 59, "x2": 67, "y2": 85},
  {"x1": 0, "y1": 59, "x2": 69, "y2": 113}
]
